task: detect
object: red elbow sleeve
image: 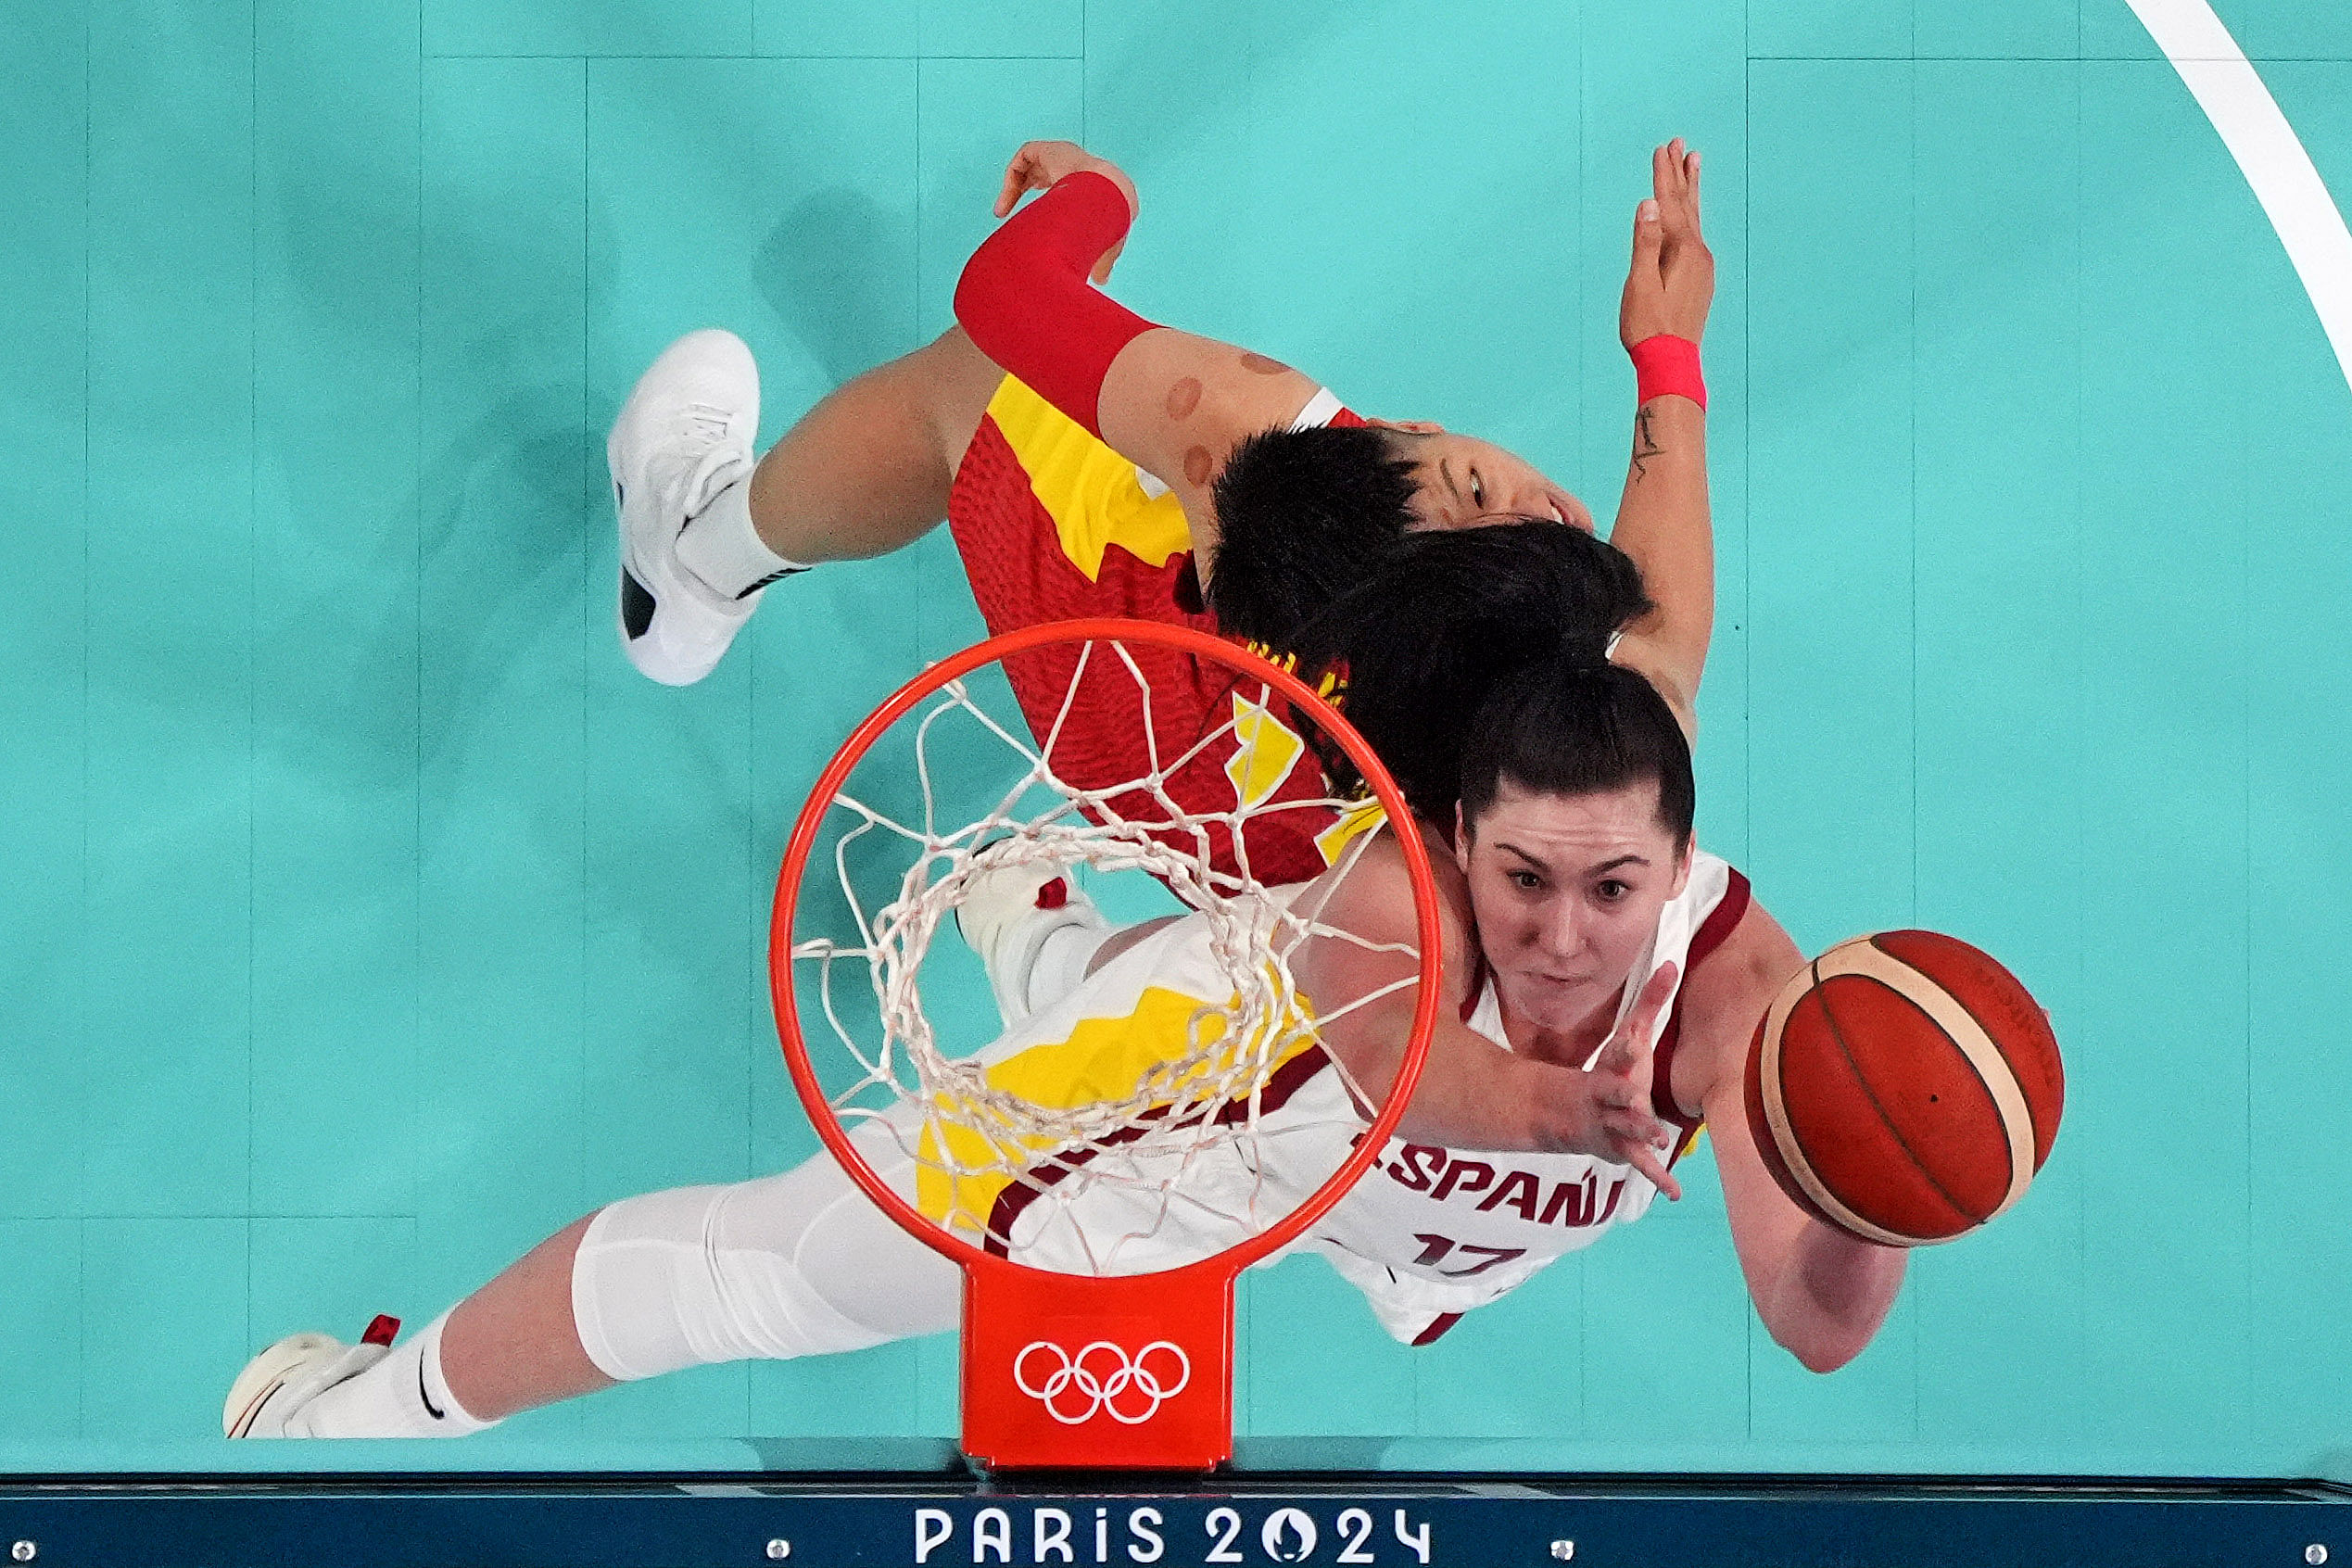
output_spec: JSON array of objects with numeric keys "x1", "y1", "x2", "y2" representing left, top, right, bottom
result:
[{"x1": 953, "y1": 171, "x2": 1158, "y2": 438}]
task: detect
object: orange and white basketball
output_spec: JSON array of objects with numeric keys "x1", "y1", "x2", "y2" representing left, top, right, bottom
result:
[{"x1": 1743, "y1": 930, "x2": 2064, "y2": 1247}]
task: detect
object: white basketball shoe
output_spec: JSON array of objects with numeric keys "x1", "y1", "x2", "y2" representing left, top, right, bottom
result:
[
  {"x1": 955, "y1": 854, "x2": 1116, "y2": 1025},
  {"x1": 223, "y1": 1314, "x2": 399, "y2": 1437},
  {"x1": 608, "y1": 329, "x2": 767, "y2": 686}
]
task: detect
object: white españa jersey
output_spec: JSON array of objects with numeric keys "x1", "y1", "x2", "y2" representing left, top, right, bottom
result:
[
  {"x1": 922, "y1": 851, "x2": 1751, "y2": 1344},
  {"x1": 1299, "y1": 849, "x2": 1747, "y2": 1344}
]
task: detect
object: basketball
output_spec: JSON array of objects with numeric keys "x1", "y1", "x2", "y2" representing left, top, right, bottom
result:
[{"x1": 1744, "y1": 931, "x2": 2064, "y2": 1247}]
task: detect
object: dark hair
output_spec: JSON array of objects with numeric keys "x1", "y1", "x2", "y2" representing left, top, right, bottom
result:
[
  {"x1": 1206, "y1": 424, "x2": 1423, "y2": 646},
  {"x1": 1288, "y1": 522, "x2": 1659, "y2": 825},
  {"x1": 1458, "y1": 656, "x2": 1695, "y2": 849}
]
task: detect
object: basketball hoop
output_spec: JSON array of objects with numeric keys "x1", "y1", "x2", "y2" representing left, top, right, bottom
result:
[{"x1": 767, "y1": 618, "x2": 1443, "y2": 1472}]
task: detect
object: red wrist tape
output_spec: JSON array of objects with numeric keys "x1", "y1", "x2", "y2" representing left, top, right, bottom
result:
[{"x1": 1629, "y1": 334, "x2": 1706, "y2": 411}]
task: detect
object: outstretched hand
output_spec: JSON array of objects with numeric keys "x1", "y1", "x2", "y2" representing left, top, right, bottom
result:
[
  {"x1": 992, "y1": 139, "x2": 1138, "y2": 283},
  {"x1": 1563, "y1": 961, "x2": 1686, "y2": 1200},
  {"x1": 1619, "y1": 138, "x2": 1713, "y2": 350}
]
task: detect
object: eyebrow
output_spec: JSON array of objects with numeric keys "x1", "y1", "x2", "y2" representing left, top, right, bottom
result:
[
  {"x1": 1438, "y1": 457, "x2": 1462, "y2": 502},
  {"x1": 1493, "y1": 842, "x2": 1650, "y2": 877}
]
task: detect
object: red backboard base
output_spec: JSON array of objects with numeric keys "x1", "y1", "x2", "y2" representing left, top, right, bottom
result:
[{"x1": 961, "y1": 1259, "x2": 1236, "y2": 1472}]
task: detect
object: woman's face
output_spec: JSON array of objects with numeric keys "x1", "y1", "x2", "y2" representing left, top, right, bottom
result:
[{"x1": 1454, "y1": 778, "x2": 1692, "y2": 1035}]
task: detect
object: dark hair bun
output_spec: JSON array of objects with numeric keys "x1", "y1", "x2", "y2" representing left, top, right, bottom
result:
[{"x1": 1282, "y1": 521, "x2": 1657, "y2": 824}]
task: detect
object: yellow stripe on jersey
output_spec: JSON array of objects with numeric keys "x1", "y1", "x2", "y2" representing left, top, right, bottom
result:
[
  {"x1": 986, "y1": 375, "x2": 1194, "y2": 581},
  {"x1": 1315, "y1": 796, "x2": 1389, "y2": 867},
  {"x1": 1226, "y1": 692, "x2": 1309, "y2": 808},
  {"x1": 915, "y1": 980, "x2": 1320, "y2": 1241}
]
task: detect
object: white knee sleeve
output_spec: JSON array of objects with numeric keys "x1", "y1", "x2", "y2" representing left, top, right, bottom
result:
[{"x1": 569, "y1": 1136, "x2": 960, "y2": 1383}]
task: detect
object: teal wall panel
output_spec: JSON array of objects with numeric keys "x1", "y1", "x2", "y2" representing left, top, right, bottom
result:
[
  {"x1": 1743, "y1": 57, "x2": 1920, "y2": 1447},
  {"x1": 750, "y1": 1339, "x2": 932, "y2": 1436},
  {"x1": 915, "y1": 57, "x2": 1086, "y2": 338},
  {"x1": 82, "y1": 1219, "x2": 249, "y2": 1438},
  {"x1": 1411, "y1": 1265, "x2": 1584, "y2": 1440},
  {"x1": 249, "y1": 0, "x2": 426, "y2": 1221},
  {"x1": 755, "y1": 0, "x2": 915, "y2": 57},
  {"x1": 1080, "y1": 0, "x2": 1255, "y2": 347},
  {"x1": 247, "y1": 1218, "x2": 421, "y2": 1354},
  {"x1": 919, "y1": 0, "x2": 1082, "y2": 58},
  {"x1": 1746, "y1": 59, "x2": 1917, "y2": 954},
  {"x1": 1916, "y1": 0, "x2": 2078, "y2": 58},
  {"x1": 424, "y1": 0, "x2": 753, "y2": 59},
  {"x1": 0, "y1": 1, "x2": 89, "y2": 1222},
  {"x1": 1749, "y1": 0, "x2": 1910, "y2": 59},
  {"x1": 2232, "y1": 1, "x2": 2352, "y2": 59},
  {"x1": 1577, "y1": 1162, "x2": 1752, "y2": 1447},
  {"x1": 83, "y1": 0, "x2": 254, "y2": 1220},
  {"x1": 1235, "y1": 0, "x2": 1579, "y2": 465},
  {"x1": 416, "y1": 59, "x2": 590, "y2": 1339},
  {"x1": 1908, "y1": 59, "x2": 2088, "y2": 1447},
  {"x1": 2080, "y1": 2, "x2": 2164, "y2": 61},
  {"x1": 1747, "y1": 1291, "x2": 1918, "y2": 1448},
  {"x1": 0, "y1": 1222, "x2": 82, "y2": 1437},
  {"x1": 2078, "y1": 59, "x2": 2256, "y2": 1454},
  {"x1": 1239, "y1": 1259, "x2": 1415, "y2": 1437},
  {"x1": 2240, "y1": 60, "x2": 2352, "y2": 1471},
  {"x1": 587, "y1": 58, "x2": 770, "y2": 1208}
]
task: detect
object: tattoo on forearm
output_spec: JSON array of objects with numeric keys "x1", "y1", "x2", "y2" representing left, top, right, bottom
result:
[{"x1": 1631, "y1": 406, "x2": 1665, "y2": 482}]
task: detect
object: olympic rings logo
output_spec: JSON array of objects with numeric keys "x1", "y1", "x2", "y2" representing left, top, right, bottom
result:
[{"x1": 1012, "y1": 1340, "x2": 1192, "y2": 1425}]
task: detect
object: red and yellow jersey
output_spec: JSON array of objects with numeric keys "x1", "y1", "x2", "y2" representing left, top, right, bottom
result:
[{"x1": 946, "y1": 375, "x2": 1368, "y2": 888}]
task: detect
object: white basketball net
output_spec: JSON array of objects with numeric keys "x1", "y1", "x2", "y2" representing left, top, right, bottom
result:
[{"x1": 788, "y1": 636, "x2": 1425, "y2": 1275}]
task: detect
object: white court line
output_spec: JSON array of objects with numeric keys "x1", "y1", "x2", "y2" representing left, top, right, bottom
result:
[{"x1": 2128, "y1": 0, "x2": 2352, "y2": 396}]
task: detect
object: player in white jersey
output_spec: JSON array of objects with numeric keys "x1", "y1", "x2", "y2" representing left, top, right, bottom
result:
[
  {"x1": 222, "y1": 524, "x2": 1907, "y2": 1441},
  {"x1": 1296, "y1": 847, "x2": 1743, "y2": 1344},
  {"x1": 969, "y1": 523, "x2": 1902, "y2": 1354}
]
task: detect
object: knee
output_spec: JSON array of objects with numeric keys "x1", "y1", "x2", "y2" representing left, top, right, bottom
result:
[{"x1": 567, "y1": 1182, "x2": 897, "y2": 1382}]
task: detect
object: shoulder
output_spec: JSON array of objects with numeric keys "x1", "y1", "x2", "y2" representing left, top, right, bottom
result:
[
  {"x1": 1296, "y1": 822, "x2": 1482, "y2": 1014},
  {"x1": 1097, "y1": 329, "x2": 1328, "y2": 535},
  {"x1": 1668, "y1": 881, "x2": 1804, "y2": 1112}
]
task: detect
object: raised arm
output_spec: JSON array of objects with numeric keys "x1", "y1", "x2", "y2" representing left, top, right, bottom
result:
[
  {"x1": 953, "y1": 142, "x2": 1328, "y2": 545},
  {"x1": 952, "y1": 153, "x2": 1155, "y2": 439},
  {"x1": 1605, "y1": 140, "x2": 1716, "y2": 740},
  {"x1": 1672, "y1": 898, "x2": 1908, "y2": 1372}
]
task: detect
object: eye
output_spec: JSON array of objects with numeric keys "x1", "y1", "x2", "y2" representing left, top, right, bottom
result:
[
  {"x1": 1596, "y1": 879, "x2": 1630, "y2": 902},
  {"x1": 1508, "y1": 870, "x2": 1542, "y2": 891},
  {"x1": 1469, "y1": 469, "x2": 1486, "y2": 508}
]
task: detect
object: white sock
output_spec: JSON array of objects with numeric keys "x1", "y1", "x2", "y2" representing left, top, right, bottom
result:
[
  {"x1": 675, "y1": 473, "x2": 806, "y2": 601},
  {"x1": 288, "y1": 1312, "x2": 495, "y2": 1438}
]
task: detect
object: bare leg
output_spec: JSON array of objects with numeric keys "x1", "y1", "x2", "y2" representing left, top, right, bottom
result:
[
  {"x1": 437, "y1": 1215, "x2": 611, "y2": 1422},
  {"x1": 748, "y1": 326, "x2": 1002, "y2": 564}
]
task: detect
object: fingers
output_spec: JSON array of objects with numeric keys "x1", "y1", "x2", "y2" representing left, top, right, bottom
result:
[
  {"x1": 993, "y1": 152, "x2": 1032, "y2": 218},
  {"x1": 1630, "y1": 196, "x2": 1663, "y2": 264},
  {"x1": 1628, "y1": 1144, "x2": 1685, "y2": 1202},
  {"x1": 1630, "y1": 960, "x2": 1680, "y2": 1041},
  {"x1": 1087, "y1": 234, "x2": 1126, "y2": 285},
  {"x1": 1646, "y1": 139, "x2": 1702, "y2": 241}
]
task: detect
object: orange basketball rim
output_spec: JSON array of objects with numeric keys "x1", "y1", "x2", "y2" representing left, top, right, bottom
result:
[{"x1": 767, "y1": 618, "x2": 1445, "y2": 1472}]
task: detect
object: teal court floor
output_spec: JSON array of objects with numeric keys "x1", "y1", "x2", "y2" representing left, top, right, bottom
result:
[{"x1": 3, "y1": 0, "x2": 2350, "y2": 1476}]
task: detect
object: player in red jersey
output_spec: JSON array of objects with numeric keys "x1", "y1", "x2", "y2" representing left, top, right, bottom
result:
[{"x1": 608, "y1": 137, "x2": 1717, "y2": 886}]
